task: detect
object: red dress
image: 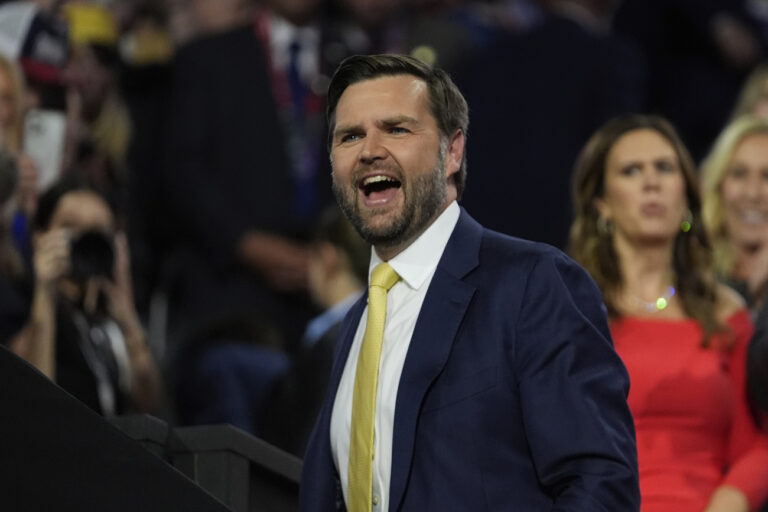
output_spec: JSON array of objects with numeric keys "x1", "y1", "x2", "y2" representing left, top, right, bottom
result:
[{"x1": 611, "y1": 310, "x2": 768, "y2": 511}]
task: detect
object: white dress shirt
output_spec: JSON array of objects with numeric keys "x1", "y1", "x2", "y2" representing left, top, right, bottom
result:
[
  {"x1": 330, "y1": 201, "x2": 461, "y2": 511},
  {"x1": 268, "y1": 14, "x2": 320, "y2": 85}
]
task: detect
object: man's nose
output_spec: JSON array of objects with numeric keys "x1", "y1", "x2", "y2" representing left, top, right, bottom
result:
[{"x1": 360, "y1": 131, "x2": 386, "y2": 164}]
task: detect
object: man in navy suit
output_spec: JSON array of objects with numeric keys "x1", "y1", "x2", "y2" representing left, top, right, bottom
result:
[{"x1": 300, "y1": 54, "x2": 640, "y2": 511}]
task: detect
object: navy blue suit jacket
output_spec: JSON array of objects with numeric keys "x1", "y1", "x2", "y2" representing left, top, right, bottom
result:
[{"x1": 300, "y1": 210, "x2": 640, "y2": 511}]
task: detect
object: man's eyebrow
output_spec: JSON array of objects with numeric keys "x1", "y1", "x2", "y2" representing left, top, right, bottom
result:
[
  {"x1": 378, "y1": 115, "x2": 418, "y2": 127},
  {"x1": 333, "y1": 115, "x2": 419, "y2": 140},
  {"x1": 333, "y1": 124, "x2": 361, "y2": 139}
]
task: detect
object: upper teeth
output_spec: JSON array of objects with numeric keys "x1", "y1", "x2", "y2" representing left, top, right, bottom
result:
[{"x1": 363, "y1": 175, "x2": 396, "y2": 186}]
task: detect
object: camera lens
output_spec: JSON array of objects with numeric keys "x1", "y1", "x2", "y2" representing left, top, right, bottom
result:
[{"x1": 70, "y1": 230, "x2": 114, "y2": 282}]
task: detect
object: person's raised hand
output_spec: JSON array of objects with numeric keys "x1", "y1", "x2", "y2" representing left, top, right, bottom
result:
[
  {"x1": 33, "y1": 228, "x2": 70, "y2": 290},
  {"x1": 103, "y1": 232, "x2": 142, "y2": 334},
  {"x1": 239, "y1": 231, "x2": 309, "y2": 293}
]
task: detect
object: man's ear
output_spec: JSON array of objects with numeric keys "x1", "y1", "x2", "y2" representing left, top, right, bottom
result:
[{"x1": 445, "y1": 129, "x2": 465, "y2": 180}]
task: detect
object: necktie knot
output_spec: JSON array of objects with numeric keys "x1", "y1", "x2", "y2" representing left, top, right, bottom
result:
[{"x1": 370, "y1": 262, "x2": 400, "y2": 292}]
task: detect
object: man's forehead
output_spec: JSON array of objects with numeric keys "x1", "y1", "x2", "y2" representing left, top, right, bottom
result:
[{"x1": 335, "y1": 74, "x2": 429, "y2": 119}]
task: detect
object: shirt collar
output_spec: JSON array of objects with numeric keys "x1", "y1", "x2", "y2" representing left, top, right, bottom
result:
[{"x1": 369, "y1": 201, "x2": 460, "y2": 291}]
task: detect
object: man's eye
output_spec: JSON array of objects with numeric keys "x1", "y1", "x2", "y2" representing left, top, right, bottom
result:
[
  {"x1": 340, "y1": 133, "x2": 361, "y2": 143},
  {"x1": 389, "y1": 126, "x2": 409, "y2": 134}
]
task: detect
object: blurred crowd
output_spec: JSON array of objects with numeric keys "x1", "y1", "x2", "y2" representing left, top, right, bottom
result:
[{"x1": 1, "y1": 0, "x2": 768, "y2": 484}]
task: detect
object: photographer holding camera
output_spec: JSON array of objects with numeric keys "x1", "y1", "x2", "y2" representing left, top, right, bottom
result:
[{"x1": 8, "y1": 178, "x2": 162, "y2": 416}]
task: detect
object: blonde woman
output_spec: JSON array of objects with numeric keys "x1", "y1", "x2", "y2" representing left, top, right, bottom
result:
[{"x1": 701, "y1": 115, "x2": 768, "y2": 312}]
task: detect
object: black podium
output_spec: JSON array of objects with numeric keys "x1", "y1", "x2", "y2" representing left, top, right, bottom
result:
[
  {"x1": 0, "y1": 344, "x2": 298, "y2": 511},
  {"x1": 111, "y1": 416, "x2": 302, "y2": 512}
]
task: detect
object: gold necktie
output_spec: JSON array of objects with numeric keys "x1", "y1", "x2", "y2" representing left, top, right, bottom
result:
[{"x1": 348, "y1": 262, "x2": 400, "y2": 512}]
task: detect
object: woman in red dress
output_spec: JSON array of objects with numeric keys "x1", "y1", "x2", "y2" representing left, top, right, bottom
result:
[{"x1": 570, "y1": 115, "x2": 768, "y2": 512}]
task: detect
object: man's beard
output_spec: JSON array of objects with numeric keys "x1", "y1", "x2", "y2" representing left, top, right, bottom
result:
[{"x1": 332, "y1": 144, "x2": 448, "y2": 250}]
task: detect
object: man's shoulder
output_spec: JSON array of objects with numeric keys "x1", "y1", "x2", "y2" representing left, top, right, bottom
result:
[
  {"x1": 458, "y1": 222, "x2": 596, "y2": 299},
  {"x1": 446, "y1": 209, "x2": 581, "y2": 281},
  {"x1": 477, "y1": 225, "x2": 572, "y2": 270}
]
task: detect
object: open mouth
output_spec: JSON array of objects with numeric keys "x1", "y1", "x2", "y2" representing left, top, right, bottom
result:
[{"x1": 358, "y1": 174, "x2": 402, "y2": 205}]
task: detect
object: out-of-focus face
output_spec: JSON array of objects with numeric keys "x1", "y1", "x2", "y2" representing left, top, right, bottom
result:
[
  {"x1": 720, "y1": 132, "x2": 768, "y2": 248},
  {"x1": 67, "y1": 47, "x2": 112, "y2": 116},
  {"x1": 189, "y1": 0, "x2": 252, "y2": 33},
  {"x1": 49, "y1": 190, "x2": 114, "y2": 235},
  {"x1": 330, "y1": 74, "x2": 460, "y2": 255},
  {"x1": 597, "y1": 128, "x2": 688, "y2": 245}
]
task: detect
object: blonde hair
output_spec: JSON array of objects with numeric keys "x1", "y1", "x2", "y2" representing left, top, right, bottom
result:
[
  {"x1": 732, "y1": 64, "x2": 768, "y2": 120},
  {"x1": 701, "y1": 115, "x2": 768, "y2": 276},
  {"x1": 0, "y1": 55, "x2": 26, "y2": 153}
]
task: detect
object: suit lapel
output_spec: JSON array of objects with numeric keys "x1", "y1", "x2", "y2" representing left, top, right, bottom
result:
[
  {"x1": 388, "y1": 210, "x2": 482, "y2": 511},
  {"x1": 319, "y1": 294, "x2": 367, "y2": 441},
  {"x1": 302, "y1": 295, "x2": 366, "y2": 510},
  {"x1": 328, "y1": 296, "x2": 367, "y2": 400}
]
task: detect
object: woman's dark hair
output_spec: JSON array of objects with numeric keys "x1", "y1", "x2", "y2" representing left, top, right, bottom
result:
[{"x1": 33, "y1": 176, "x2": 118, "y2": 232}]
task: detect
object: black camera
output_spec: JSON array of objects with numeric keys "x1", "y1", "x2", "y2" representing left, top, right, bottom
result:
[{"x1": 69, "y1": 230, "x2": 115, "y2": 283}]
